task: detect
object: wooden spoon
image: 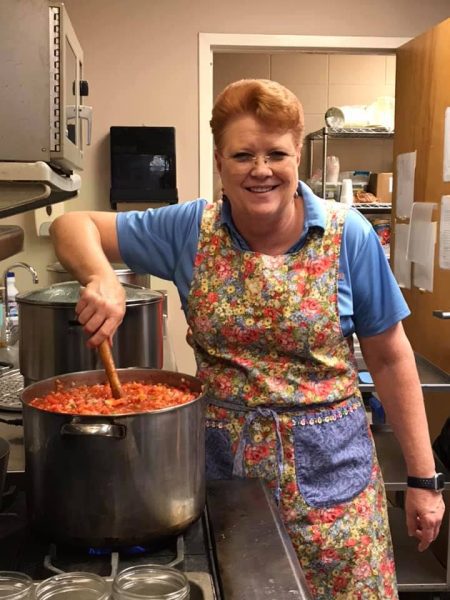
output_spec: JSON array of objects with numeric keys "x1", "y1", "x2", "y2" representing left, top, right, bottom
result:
[{"x1": 98, "y1": 340, "x2": 123, "y2": 399}]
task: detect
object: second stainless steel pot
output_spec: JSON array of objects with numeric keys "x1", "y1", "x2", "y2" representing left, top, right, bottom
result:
[
  {"x1": 47, "y1": 261, "x2": 151, "y2": 288},
  {"x1": 22, "y1": 368, "x2": 205, "y2": 547},
  {"x1": 17, "y1": 282, "x2": 163, "y2": 385}
]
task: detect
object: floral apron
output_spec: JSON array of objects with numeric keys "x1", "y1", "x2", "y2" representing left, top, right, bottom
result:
[{"x1": 186, "y1": 200, "x2": 398, "y2": 599}]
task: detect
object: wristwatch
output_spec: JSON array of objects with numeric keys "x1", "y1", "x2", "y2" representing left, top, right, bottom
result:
[{"x1": 407, "y1": 473, "x2": 445, "y2": 492}]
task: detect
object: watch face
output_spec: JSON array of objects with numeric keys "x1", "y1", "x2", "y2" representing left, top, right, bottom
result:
[{"x1": 436, "y1": 473, "x2": 445, "y2": 490}]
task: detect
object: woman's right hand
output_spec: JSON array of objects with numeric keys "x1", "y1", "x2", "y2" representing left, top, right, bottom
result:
[{"x1": 75, "y1": 275, "x2": 126, "y2": 347}]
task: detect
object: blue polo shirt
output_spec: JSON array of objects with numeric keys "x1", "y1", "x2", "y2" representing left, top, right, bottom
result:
[{"x1": 117, "y1": 181, "x2": 409, "y2": 338}]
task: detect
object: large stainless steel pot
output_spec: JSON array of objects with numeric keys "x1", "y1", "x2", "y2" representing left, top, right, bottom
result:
[
  {"x1": 47, "y1": 261, "x2": 150, "y2": 288},
  {"x1": 17, "y1": 282, "x2": 163, "y2": 386},
  {"x1": 22, "y1": 368, "x2": 205, "y2": 547}
]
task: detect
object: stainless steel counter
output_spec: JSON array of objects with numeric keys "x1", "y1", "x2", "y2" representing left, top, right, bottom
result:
[
  {"x1": 207, "y1": 479, "x2": 313, "y2": 599},
  {"x1": 354, "y1": 344, "x2": 450, "y2": 392}
]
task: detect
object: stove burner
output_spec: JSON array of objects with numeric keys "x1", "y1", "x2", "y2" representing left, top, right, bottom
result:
[
  {"x1": 88, "y1": 545, "x2": 148, "y2": 557},
  {"x1": 44, "y1": 535, "x2": 186, "y2": 579},
  {"x1": 44, "y1": 544, "x2": 120, "y2": 578}
]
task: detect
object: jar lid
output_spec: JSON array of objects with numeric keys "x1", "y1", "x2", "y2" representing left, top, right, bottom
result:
[
  {"x1": 35, "y1": 572, "x2": 109, "y2": 600},
  {"x1": 16, "y1": 282, "x2": 162, "y2": 307},
  {"x1": 0, "y1": 571, "x2": 33, "y2": 600},
  {"x1": 112, "y1": 565, "x2": 190, "y2": 600}
]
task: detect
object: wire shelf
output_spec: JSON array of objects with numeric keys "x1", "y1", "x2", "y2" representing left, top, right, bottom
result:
[
  {"x1": 308, "y1": 127, "x2": 394, "y2": 140},
  {"x1": 353, "y1": 202, "x2": 392, "y2": 213}
]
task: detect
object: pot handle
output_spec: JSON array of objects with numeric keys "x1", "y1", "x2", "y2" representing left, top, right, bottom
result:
[{"x1": 61, "y1": 420, "x2": 126, "y2": 438}]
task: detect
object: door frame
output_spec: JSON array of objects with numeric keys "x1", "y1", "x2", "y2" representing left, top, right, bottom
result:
[{"x1": 198, "y1": 33, "x2": 410, "y2": 199}]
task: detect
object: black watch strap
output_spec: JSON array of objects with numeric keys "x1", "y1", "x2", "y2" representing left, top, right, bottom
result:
[{"x1": 407, "y1": 473, "x2": 445, "y2": 491}]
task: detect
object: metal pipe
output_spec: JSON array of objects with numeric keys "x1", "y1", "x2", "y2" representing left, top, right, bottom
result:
[{"x1": 321, "y1": 126, "x2": 328, "y2": 199}]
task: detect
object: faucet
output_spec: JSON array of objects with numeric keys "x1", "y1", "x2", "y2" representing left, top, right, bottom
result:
[{"x1": 2, "y1": 262, "x2": 39, "y2": 344}]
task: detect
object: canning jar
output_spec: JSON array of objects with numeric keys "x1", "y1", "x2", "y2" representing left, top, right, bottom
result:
[
  {"x1": 112, "y1": 565, "x2": 190, "y2": 600},
  {"x1": 34, "y1": 572, "x2": 109, "y2": 600},
  {"x1": 0, "y1": 571, "x2": 33, "y2": 599}
]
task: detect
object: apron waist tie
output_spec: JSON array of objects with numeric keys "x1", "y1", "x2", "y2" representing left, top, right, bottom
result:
[{"x1": 212, "y1": 401, "x2": 285, "y2": 505}]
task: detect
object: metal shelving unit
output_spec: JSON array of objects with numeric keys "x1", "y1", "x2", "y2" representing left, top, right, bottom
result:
[{"x1": 307, "y1": 126, "x2": 394, "y2": 199}]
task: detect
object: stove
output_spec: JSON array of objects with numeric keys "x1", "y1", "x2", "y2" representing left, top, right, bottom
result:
[
  {"x1": 0, "y1": 420, "x2": 312, "y2": 599},
  {"x1": 0, "y1": 477, "x2": 216, "y2": 599}
]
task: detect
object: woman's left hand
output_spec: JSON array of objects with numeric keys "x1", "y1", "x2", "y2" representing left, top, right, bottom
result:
[{"x1": 405, "y1": 487, "x2": 445, "y2": 551}]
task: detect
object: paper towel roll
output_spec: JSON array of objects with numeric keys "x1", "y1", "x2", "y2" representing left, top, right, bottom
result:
[{"x1": 34, "y1": 202, "x2": 65, "y2": 237}]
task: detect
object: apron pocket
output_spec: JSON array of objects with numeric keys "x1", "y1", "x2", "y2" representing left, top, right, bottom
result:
[
  {"x1": 206, "y1": 421, "x2": 234, "y2": 480},
  {"x1": 293, "y1": 401, "x2": 373, "y2": 508}
]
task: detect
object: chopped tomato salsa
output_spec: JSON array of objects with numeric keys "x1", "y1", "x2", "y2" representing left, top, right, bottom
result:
[{"x1": 29, "y1": 381, "x2": 197, "y2": 415}]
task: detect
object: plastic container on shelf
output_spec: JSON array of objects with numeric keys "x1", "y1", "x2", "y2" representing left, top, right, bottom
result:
[
  {"x1": 372, "y1": 219, "x2": 391, "y2": 246},
  {"x1": 0, "y1": 571, "x2": 34, "y2": 599},
  {"x1": 325, "y1": 155, "x2": 340, "y2": 183},
  {"x1": 339, "y1": 171, "x2": 370, "y2": 191},
  {"x1": 34, "y1": 572, "x2": 109, "y2": 600},
  {"x1": 112, "y1": 565, "x2": 190, "y2": 600},
  {"x1": 372, "y1": 218, "x2": 391, "y2": 258},
  {"x1": 308, "y1": 179, "x2": 342, "y2": 201}
]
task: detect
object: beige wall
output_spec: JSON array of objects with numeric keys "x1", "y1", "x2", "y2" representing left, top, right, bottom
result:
[{"x1": 1, "y1": 0, "x2": 449, "y2": 374}]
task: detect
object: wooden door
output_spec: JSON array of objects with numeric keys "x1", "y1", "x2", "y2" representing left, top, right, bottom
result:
[{"x1": 393, "y1": 18, "x2": 450, "y2": 374}]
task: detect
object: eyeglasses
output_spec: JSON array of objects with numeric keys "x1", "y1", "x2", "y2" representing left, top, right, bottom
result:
[{"x1": 222, "y1": 151, "x2": 297, "y2": 172}]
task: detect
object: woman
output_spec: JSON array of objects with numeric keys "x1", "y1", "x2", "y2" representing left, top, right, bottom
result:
[{"x1": 50, "y1": 79, "x2": 444, "y2": 599}]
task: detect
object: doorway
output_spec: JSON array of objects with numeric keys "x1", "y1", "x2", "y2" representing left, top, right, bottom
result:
[{"x1": 198, "y1": 33, "x2": 409, "y2": 200}]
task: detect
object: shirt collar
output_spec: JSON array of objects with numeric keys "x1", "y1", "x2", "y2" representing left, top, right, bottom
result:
[{"x1": 218, "y1": 181, "x2": 326, "y2": 250}]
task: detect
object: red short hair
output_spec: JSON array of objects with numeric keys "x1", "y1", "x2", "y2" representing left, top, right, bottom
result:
[{"x1": 210, "y1": 79, "x2": 304, "y2": 150}]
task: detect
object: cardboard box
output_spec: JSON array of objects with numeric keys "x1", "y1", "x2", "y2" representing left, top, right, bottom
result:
[{"x1": 368, "y1": 172, "x2": 393, "y2": 203}]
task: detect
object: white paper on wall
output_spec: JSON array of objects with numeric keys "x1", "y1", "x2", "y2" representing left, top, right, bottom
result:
[
  {"x1": 407, "y1": 202, "x2": 437, "y2": 265},
  {"x1": 439, "y1": 195, "x2": 450, "y2": 269},
  {"x1": 396, "y1": 151, "x2": 417, "y2": 219},
  {"x1": 444, "y1": 108, "x2": 450, "y2": 182},
  {"x1": 413, "y1": 223, "x2": 437, "y2": 292},
  {"x1": 393, "y1": 223, "x2": 411, "y2": 289}
]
